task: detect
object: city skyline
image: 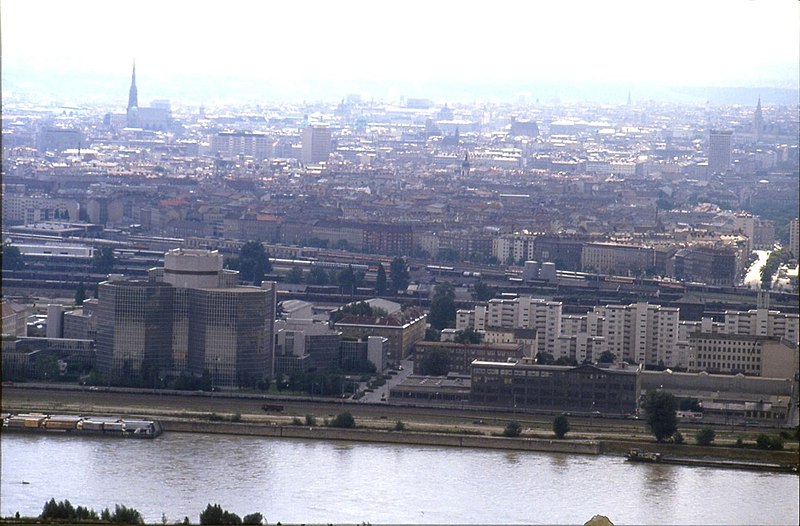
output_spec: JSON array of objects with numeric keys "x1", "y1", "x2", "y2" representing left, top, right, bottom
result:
[{"x1": 2, "y1": 0, "x2": 799, "y2": 104}]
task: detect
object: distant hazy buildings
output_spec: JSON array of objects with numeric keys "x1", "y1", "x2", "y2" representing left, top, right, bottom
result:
[
  {"x1": 125, "y1": 62, "x2": 171, "y2": 131},
  {"x1": 301, "y1": 125, "x2": 332, "y2": 164},
  {"x1": 37, "y1": 127, "x2": 84, "y2": 153},
  {"x1": 210, "y1": 131, "x2": 273, "y2": 161},
  {"x1": 708, "y1": 129, "x2": 732, "y2": 175}
]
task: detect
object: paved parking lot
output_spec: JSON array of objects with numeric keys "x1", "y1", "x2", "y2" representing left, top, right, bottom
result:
[{"x1": 359, "y1": 358, "x2": 414, "y2": 403}]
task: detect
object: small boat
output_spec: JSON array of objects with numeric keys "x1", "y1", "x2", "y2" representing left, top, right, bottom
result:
[{"x1": 626, "y1": 448, "x2": 662, "y2": 463}]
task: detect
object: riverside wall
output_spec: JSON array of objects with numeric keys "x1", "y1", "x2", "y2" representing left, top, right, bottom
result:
[
  {"x1": 161, "y1": 419, "x2": 601, "y2": 455},
  {"x1": 602, "y1": 439, "x2": 799, "y2": 465}
]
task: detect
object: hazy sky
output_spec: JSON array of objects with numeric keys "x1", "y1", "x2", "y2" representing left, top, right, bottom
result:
[{"x1": 2, "y1": 0, "x2": 799, "y2": 102}]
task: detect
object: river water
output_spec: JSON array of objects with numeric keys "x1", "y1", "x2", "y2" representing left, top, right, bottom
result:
[{"x1": 2, "y1": 432, "x2": 797, "y2": 525}]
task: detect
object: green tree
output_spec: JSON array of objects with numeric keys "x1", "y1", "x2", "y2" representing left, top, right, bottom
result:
[
  {"x1": 471, "y1": 280, "x2": 496, "y2": 301},
  {"x1": 643, "y1": 390, "x2": 678, "y2": 442},
  {"x1": 760, "y1": 248, "x2": 792, "y2": 290},
  {"x1": 337, "y1": 264, "x2": 357, "y2": 297},
  {"x1": 109, "y1": 504, "x2": 144, "y2": 524},
  {"x1": 536, "y1": 352, "x2": 555, "y2": 365},
  {"x1": 554, "y1": 356, "x2": 578, "y2": 366},
  {"x1": 454, "y1": 327, "x2": 481, "y2": 344},
  {"x1": 503, "y1": 420, "x2": 523, "y2": 437},
  {"x1": 242, "y1": 512, "x2": 264, "y2": 525},
  {"x1": 597, "y1": 350, "x2": 616, "y2": 363},
  {"x1": 390, "y1": 257, "x2": 410, "y2": 293},
  {"x1": 428, "y1": 282, "x2": 456, "y2": 330},
  {"x1": 424, "y1": 327, "x2": 441, "y2": 341},
  {"x1": 286, "y1": 266, "x2": 304, "y2": 283},
  {"x1": 306, "y1": 266, "x2": 330, "y2": 285},
  {"x1": 418, "y1": 347, "x2": 450, "y2": 376},
  {"x1": 695, "y1": 427, "x2": 715, "y2": 446},
  {"x1": 553, "y1": 414, "x2": 570, "y2": 438},
  {"x1": 2, "y1": 245, "x2": 25, "y2": 271},
  {"x1": 756, "y1": 433, "x2": 784, "y2": 450},
  {"x1": 329, "y1": 411, "x2": 356, "y2": 428},
  {"x1": 200, "y1": 504, "x2": 241, "y2": 525},
  {"x1": 93, "y1": 247, "x2": 116, "y2": 273},
  {"x1": 230, "y1": 241, "x2": 272, "y2": 285},
  {"x1": 375, "y1": 263, "x2": 388, "y2": 294},
  {"x1": 75, "y1": 283, "x2": 87, "y2": 305}
]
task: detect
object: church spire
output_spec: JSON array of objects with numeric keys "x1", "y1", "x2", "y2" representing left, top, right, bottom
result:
[
  {"x1": 128, "y1": 61, "x2": 138, "y2": 110},
  {"x1": 753, "y1": 96, "x2": 764, "y2": 143}
]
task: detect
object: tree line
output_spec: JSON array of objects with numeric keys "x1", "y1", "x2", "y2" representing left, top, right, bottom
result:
[{"x1": 33, "y1": 499, "x2": 267, "y2": 525}]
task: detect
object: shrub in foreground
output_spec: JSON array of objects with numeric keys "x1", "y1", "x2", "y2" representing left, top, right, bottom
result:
[
  {"x1": 329, "y1": 411, "x2": 356, "y2": 428},
  {"x1": 553, "y1": 414, "x2": 570, "y2": 439},
  {"x1": 503, "y1": 420, "x2": 522, "y2": 438},
  {"x1": 695, "y1": 428, "x2": 715, "y2": 446}
]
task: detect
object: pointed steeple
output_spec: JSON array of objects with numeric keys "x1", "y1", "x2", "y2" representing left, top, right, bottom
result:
[
  {"x1": 753, "y1": 96, "x2": 764, "y2": 143},
  {"x1": 127, "y1": 61, "x2": 138, "y2": 110}
]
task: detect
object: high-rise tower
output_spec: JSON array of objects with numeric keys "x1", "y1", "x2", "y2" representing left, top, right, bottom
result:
[
  {"x1": 301, "y1": 125, "x2": 332, "y2": 164},
  {"x1": 753, "y1": 97, "x2": 764, "y2": 143},
  {"x1": 708, "y1": 129, "x2": 732, "y2": 175},
  {"x1": 127, "y1": 61, "x2": 138, "y2": 110}
]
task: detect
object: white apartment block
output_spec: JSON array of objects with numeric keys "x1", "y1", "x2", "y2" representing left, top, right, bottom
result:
[
  {"x1": 554, "y1": 333, "x2": 606, "y2": 364},
  {"x1": 592, "y1": 302, "x2": 679, "y2": 367},
  {"x1": 724, "y1": 309, "x2": 799, "y2": 344},
  {"x1": 2, "y1": 194, "x2": 80, "y2": 224},
  {"x1": 457, "y1": 296, "x2": 562, "y2": 355},
  {"x1": 492, "y1": 234, "x2": 536, "y2": 263},
  {"x1": 459, "y1": 295, "x2": 796, "y2": 372},
  {"x1": 678, "y1": 317, "x2": 725, "y2": 342},
  {"x1": 210, "y1": 131, "x2": 273, "y2": 161},
  {"x1": 789, "y1": 218, "x2": 799, "y2": 258}
]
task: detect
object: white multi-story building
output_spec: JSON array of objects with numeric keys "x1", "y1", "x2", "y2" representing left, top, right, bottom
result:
[
  {"x1": 554, "y1": 333, "x2": 606, "y2": 364},
  {"x1": 210, "y1": 131, "x2": 273, "y2": 161},
  {"x1": 457, "y1": 296, "x2": 562, "y2": 355},
  {"x1": 581, "y1": 242, "x2": 654, "y2": 275},
  {"x1": 492, "y1": 233, "x2": 537, "y2": 264},
  {"x1": 789, "y1": 218, "x2": 799, "y2": 259},
  {"x1": 592, "y1": 302, "x2": 680, "y2": 366},
  {"x1": 301, "y1": 125, "x2": 332, "y2": 164},
  {"x1": 2, "y1": 194, "x2": 80, "y2": 224},
  {"x1": 723, "y1": 308, "x2": 799, "y2": 344}
]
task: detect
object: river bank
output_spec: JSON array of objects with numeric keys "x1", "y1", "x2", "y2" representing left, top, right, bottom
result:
[
  {"x1": 157, "y1": 417, "x2": 798, "y2": 472},
  {"x1": 3, "y1": 385, "x2": 797, "y2": 471}
]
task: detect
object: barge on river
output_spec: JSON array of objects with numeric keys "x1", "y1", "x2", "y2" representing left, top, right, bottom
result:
[
  {"x1": 1, "y1": 413, "x2": 162, "y2": 438},
  {"x1": 626, "y1": 448, "x2": 797, "y2": 474}
]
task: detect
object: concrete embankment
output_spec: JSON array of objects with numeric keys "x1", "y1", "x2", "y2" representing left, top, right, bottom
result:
[
  {"x1": 602, "y1": 438, "x2": 799, "y2": 466},
  {"x1": 161, "y1": 419, "x2": 601, "y2": 455}
]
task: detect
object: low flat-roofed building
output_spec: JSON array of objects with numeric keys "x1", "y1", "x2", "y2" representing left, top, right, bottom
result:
[
  {"x1": 334, "y1": 311, "x2": 426, "y2": 362},
  {"x1": 414, "y1": 341, "x2": 524, "y2": 375},
  {"x1": 2, "y1": 336, "x2": 95, "y2": 379},
  {"x1": 389, "y1": 373, "x2": 471, "y2": 404},
  {"x1": 470, "y1": 361, "x2": 640, "y2": 414},
  {"x1": 640, "y1": 369, "x2": 796, "y2": 427},
  {"x1": 2, "y1": 300, "x2": 29, "y2": 337},
  {"x1": 687, "y1": 333, "x2": 799, "y2": 380}
]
